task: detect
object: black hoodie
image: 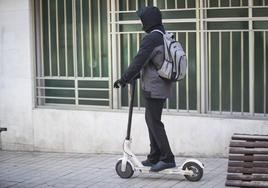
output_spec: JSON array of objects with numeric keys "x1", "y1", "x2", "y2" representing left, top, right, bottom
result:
[
  {"x1": 137, "y1": 6, "x2": 163, "y2": 33},
  {"x1": 121, "y1": 6, "x2": 172, "y2": 99}
]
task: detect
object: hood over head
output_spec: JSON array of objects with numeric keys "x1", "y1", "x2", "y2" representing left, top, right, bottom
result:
[{"x1": 137, "y1": 6, "x2": 162, "y2": 33}]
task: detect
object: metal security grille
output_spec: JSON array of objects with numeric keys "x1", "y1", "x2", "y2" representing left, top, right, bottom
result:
[
  {"x1": 204, "y1": 0, "x2": 268, "y2": 116},
  {"x1": 110, "y1": 0, "x2": 199, "y2": 113},
  {"x1": 34, "y1": 0, "x2": 111, "y2": 108},
  {"x1": 34, "y1": 0, "x2": 268, "y2": 117},
  {"x1": 109, "y1": 0, "x2": 268, "y2": 117}
]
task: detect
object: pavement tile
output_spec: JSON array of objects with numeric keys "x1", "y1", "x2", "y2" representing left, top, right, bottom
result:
[
  {"x1": 0, "y1": 151, "x2": 228, "y2": 188},
  {"x1": 0, "y1": 180, "x2": 19, "y2": 188}
]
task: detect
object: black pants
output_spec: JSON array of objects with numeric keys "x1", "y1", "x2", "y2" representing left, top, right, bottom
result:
[{"x1": 144, "y1": 97, "x2": 175, "y2": 163}]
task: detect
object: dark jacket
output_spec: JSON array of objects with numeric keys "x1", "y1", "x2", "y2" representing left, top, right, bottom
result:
[{"x1": 121, "y1": 6, "x2": 172, "y2": 99}]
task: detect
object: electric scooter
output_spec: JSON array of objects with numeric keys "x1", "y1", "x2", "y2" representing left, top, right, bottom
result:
[{"x1": 115, "y1": 81, "x2": 204, "y2": 181}]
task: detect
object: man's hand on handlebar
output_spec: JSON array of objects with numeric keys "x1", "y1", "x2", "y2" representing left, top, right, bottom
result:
[{"x1": 113, "y1": 79, "x2": 126, "y2": 88}]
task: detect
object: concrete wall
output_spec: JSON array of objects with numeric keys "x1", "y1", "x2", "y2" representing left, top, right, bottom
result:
[
  {"x1": 0, "y1": 0, "x2": 34, "y2": 151},
  {"x1": 1, "y1": 0, "x2": 268, "y2": 157},
  {"x1": 31, "y1": 108, "x2": 268, "y2": 157}
]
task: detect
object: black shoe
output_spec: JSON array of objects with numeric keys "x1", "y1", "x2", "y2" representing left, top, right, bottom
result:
[
  {"x1": 141, "y1": 159, "x2": 158, "y2": 167},
  {"x1": 150, "y1": 161, "x2": 176, "y2": 172}
]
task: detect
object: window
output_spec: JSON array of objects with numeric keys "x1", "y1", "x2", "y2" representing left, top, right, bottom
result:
[
  {"x1": 35, "y1": 0, "x2": 110, "y2": 107},
  {"x1": 34, "y1": 0, "x2": 268, "y2": 117},
  {"x1": 117, "y1": 0, "x2": 198, "y2": 112}
]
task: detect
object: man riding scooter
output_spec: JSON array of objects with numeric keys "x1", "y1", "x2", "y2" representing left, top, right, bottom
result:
[{"x1": 114, "y1": 6, "x2": 176, "y2": 172}]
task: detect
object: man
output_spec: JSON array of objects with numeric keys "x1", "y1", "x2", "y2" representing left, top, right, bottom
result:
[{"x1": 113, "y1": 6, "x2": 175, "y2": 172}]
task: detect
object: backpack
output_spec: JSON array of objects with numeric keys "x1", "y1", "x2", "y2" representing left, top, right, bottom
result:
[{"x1": 152, "y1": 30, "x2": 187, "y2": 81}]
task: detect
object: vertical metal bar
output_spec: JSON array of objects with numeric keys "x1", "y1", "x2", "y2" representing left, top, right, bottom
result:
[
  {"x1": 176, "y1": 32, "x2": 179, "y2": 111},
  {"x1": 32, "y1": 0, "x2": 37, "y2": 107},
  {"x1": 36, "y1": 0, "x2": 45, "y2": 105},
  {"x1": 218, "y1": 0, "x2": 220, "y2": 7},
  {"x1": 229, "y1": 0, "x2": 232, "y2": 7},
  {"x1": 118, "y1": 34, "x2": 122, "y2": 108},
  {"x1": 175, "y1": 0, "x2": 177, "y2": 9},
  {"x1": 249, "y1": 0, "x2": 255, "y2": 115},
  {"x1": 64, "y1": 0, "x2": 68, "y2": 77},
  {"x1": 75, "y1": 79, "x2": 78, "y2": 105},
  {"x1": 219, "y1": 32, "x2": 222, "y2": 113},
  {"x1": 48, "y1": 0, "x2": 52, "y2": 76},
  {"x1": 207, "y1": 0, "x2": 210, "y2": 8},
  {"x1": 185, "y1": 0, "x2": 187, "y2": 8},
  {"x1": 111, "y1": 0, "x2": 119, "y2": 108},
  {"x1": 34, "y1": 0, "x2": 38, "y2": 105},
  {"x1": 204, "y1": 0, "x2": 208, "y2": 112},
  {"x1": 241, "y1": 32, "x2": 245, "y2": 113},
  {"x1": 98, "y1": 0, "x2": 102, "y2": 77},
  {"x1": 263, "y1": 31, "x2": 267, "y2": 116},
  {"x1": 72, "y1": 0, "x2": 78, "y2": 105},
  {"x1": 56, "y1": 0, "x2": 60, "y2": 76},
  {"x1": 200, "y1": 0, "x2": 207, "y2": 114},
  {"x1": 166, "y1": 99, "x2": 169, "y2": 111},
  {"x1": 127, "y1": 34, "x2": 131, "y2": 107},
  {"x1": 186, "y1": 32, "x2": 189, "y2": 112},
  {"x1": 137, "y1": 33, "x2": 141, "y2": 110},
  {"x1": 165, "y1": 0, "x2": 167, "y2": 9},
  {"x1": 176, "y1": 81, "x2": 179, "y2": 111},
  {"x1": 196, "y1": 0, "x2": 201, "y2": 113},
  {"x1": 126, "y1": 0, "x2": 129, "y2": 10},
  {"x1": 89, "y1": 0, "x2": 93, "y2": 77},
  {"x1": 241, "y1": 32, "x2": 244, "y2": 114},
  {"x1": 241, "y1": 31, "x2": 244, "y2": 115},
  {"x1": 117, "y1": 0, "x2": 122, "y2": 108},
  {"x1": 137, "y1": 80, "x2": 141, "y2": 109},
  {"x1": 80, "y1": 0, "x2": 85, "y2": 77},
  {"x1": 230, "y1": 31, "x2": 233, "y2": 114},
  {"x1": 145, "y1": 0, "x2": 148, "y2": 6},
  {"x1": 240, "y1": 0, "x2": 243, "y2": 6},
  {"x1": 136, "y1": 0, "x2": 138, "y2": 10},
  {"x1": 40, "y1": 0, "x2": 44, "y2": 77},
  {"x1": 263, "y1": 0, "x2": 265, "y2": 6},
  {"x1": 107, "y1": 0, "x2": 112, "y2": 108},
  {"x1": 153, "y1": 0, "x2": 157, "y2": 6},
  {"x1": 208, "y1": 32, "x2": 211, "y2": 112}
]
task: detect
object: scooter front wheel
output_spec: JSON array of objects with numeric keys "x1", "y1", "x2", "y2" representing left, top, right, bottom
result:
[
  {"x1": 182, "y1": 162, "x2": 203, "y2": 182},
  {"x1": 115, "y1": 160, "x2": 134, "y2": 179}
]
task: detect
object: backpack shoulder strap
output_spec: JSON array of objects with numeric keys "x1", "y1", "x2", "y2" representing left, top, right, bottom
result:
[
  {"x1": 150, "y1": 30, "x2": 171, "y2": 61},
  {"x1": 151, "y1": 29, "x2": 165, "y2": 35}
]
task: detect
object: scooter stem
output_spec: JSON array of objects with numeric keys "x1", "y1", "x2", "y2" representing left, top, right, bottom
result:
[{"x1": 126, "y1": 81, "x2": 136, "y2": 140}]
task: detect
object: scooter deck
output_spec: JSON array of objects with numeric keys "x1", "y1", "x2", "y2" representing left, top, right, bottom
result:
[{"x1": 135, "y1": 166, "x2": 193, "y2": 175}]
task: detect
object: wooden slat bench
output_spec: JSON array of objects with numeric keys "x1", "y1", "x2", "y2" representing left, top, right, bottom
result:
[{"x1": 226, "y1": 133, "x2": 268, "y2": 188}]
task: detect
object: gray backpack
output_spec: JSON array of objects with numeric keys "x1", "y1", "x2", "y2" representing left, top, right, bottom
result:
[{"x1": 152, "y1": 30, "x2": 187, "y2": 81}]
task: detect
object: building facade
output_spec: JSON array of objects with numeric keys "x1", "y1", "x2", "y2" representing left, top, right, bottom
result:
[{"x1": 0, "y1": 0, "x2": 268, "y2": 156}]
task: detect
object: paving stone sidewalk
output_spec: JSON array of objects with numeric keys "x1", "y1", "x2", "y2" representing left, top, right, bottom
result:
[{"x1": 0, "y1": 151, "x2": 228, "y2": 188}]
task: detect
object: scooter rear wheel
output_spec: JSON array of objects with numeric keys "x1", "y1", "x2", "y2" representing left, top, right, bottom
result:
[
  {"x1": 182, "y1": 162, "x2": 203, "y2": 182},
  {"x1": 115, "y1": 160, "x2": 134, "y2": 179}
]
